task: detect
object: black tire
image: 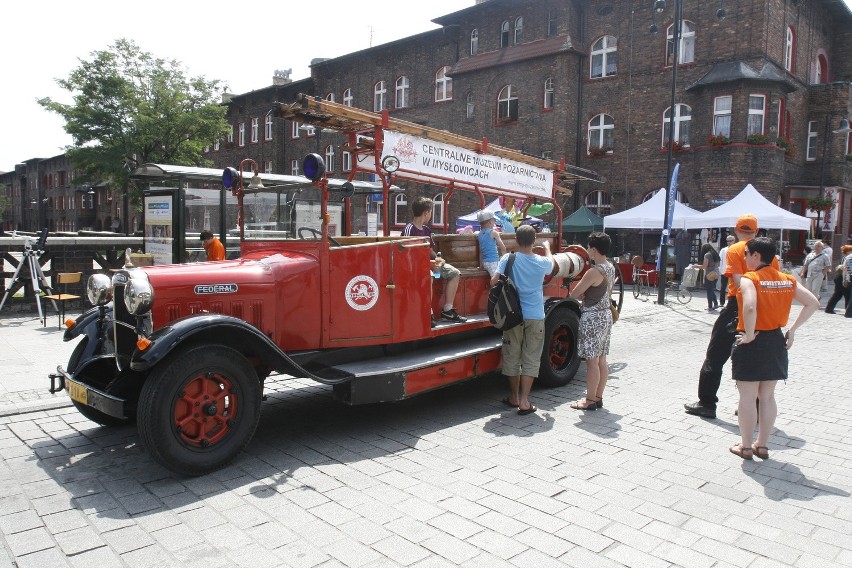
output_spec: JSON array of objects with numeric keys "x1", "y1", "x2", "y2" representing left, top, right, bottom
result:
[
  {"x1": 137, "y1": 345, "x2": 262, "y2": 476},
  {"x1": 537, "y1": 309, "x2": 581, "y2": 388},
  {"x1": 67, "y1": 338, "x2": 130, "y2": 427},
  {"x1": 632, "y1": 281, "x2": 641, "y2": 299}
]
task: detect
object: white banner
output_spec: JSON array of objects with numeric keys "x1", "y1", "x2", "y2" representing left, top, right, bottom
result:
[{"x1": 381, "y1": 130, "x2": 554, "y2": 199}]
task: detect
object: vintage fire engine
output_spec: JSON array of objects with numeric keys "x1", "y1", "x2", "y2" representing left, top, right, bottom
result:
[{"x1": 49, "y1": 95, "x2": 617, "y2": 475}]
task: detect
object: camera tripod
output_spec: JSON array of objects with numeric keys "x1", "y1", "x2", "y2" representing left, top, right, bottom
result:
[{"x1": 0, "y1": 238, "x2": 57, "y2": 323}]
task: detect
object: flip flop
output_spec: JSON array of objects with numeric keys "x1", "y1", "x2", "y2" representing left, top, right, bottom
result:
[
  {"x1": 517, "y1": 405, "x2": 537, "y2": 415},
  {"x1": 501, "y1": 397, "x2": 519, "y2": 408},
  {"x1": 729, "y1": 443, "x2": 753, "y2": 460}
]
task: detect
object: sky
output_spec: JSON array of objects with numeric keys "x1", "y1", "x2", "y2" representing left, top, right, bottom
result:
[
  {"x1": 0, "y1": 0, "x2": 469, "y2": 169},
  {"x1": 3, "y1": 0, "x2": 852, "y2": 170}
]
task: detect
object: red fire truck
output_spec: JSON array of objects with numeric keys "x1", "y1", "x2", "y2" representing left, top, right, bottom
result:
[{"x1": 49, "y1": 95, "x2": 616, "y2": 475}]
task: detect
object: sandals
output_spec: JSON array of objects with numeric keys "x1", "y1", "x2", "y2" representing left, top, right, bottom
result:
[
  {"x1": 751, "y1": 444, "x2": 770, "y2": 460},
  {"x1": 570, "y1": 398, "x2": 598, "y2": 411},
  {"x1": 729, "y1": 443, "x2": 753, "y2": 460}
]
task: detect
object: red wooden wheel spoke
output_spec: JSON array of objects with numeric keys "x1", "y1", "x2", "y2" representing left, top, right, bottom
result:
[{"x1": 174, "y1": 374, "x2": 237, "y2": 447}]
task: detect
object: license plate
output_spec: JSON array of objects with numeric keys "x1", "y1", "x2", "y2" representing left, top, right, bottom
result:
[{"x1": 66, "y1": 379, "x2": 88, "y2": 405}]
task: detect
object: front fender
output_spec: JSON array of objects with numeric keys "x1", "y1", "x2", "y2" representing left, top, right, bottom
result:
[
  {"x1": 130, "y1": 314, "x2": 289, "y2": 373},
  {"x1": 545, "y1": 296, "x2": 582, "y2": 318},
  {"x1": 64, "y1": 303, "x2": 112, "y2": 341}
]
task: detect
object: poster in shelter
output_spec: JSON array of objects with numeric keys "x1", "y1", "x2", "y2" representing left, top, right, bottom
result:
[{"x1": 144, "y1": 194, "x2": 174, "y2": 265}]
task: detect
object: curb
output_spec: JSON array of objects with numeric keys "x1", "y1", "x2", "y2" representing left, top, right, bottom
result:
[{"x1": 0, "y1": 397, "x2": 73, "y2": 418}]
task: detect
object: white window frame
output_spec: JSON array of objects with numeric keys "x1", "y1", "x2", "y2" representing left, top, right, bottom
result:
[
  {"x1": 373, "y1": 81, "x2": 386, "y2": 112},
  {"x1": 807, "y1": 120, "x2": 818, "y2": 161},
  {"x1": 470, "y1": 28, "x2": 479, "y2": 55},
  {"x1": 590, "y1": 36, "x2": 617, "y2": 78},
  {"x1": 785, "y1": 27, "x2": 794, "y2": 72},
  {"x1": 324, "y1": 145, "x2": 335, "y2": 172},
  {"x1": 514, "y1": 17, "x2": 524, "y2": 44},
  {"x1": 497, "y1": 85, "x2": 518, "y2": 122},
  {"x1": 326, "y1": 92, "x2": 335, "y2": 102},
  {"x1": 543, "y1": 78, "x2": 554, "y2": 109},
  {"x1": 466, "y1": 92, "x2": 475, "y2": 119},
  {"x1": 500, "y1": 20, "x2": 511, "y2": 48},
  {"x1": 662, "y1": 104, "x2": 691, "y2": 146},
  {"x1": 213, "y1": 139, "x2": 220, "y2": 151},
  {"x1": 585, "y1": 190, "x2": 612, "y2": 216},
  {"x1": 343, "y1": 88, "x2": 353, "y2": 107},
  {"x1": 747, "y1": 94, "x2": 766, "y2": 136},
  {"x1": 393, "y1": 194, "x2": 408, "y2": 226},
  {"x1": 265, "y1": 113, "x2": 273, "y2": 140},
  {"x1": 395, "y1": 76, "x2": 410, "y2": 109},
  {"x1": 250, "y1": 117, "x2": 259, "y2": 143},
  {"x1": 342, "y1": 150, "x2": 352, "y2": 172},
  {"x1": 667, "y1": 21, "x2": 695, "y2": 65},
  {"x1": 713, "y1": 95, "x2": 732, "y2": 137},
  {"x1": 588, "y1": 114, "x2": 615, "y2": 152},
  {"x1": 435, "y1": 66, "x2": 452, "y2": 102},
  {"x1": 238, "y1": 123, "x2": 245, "y2": 147},
  {"x1": 432, "y1": 193, "x2": 445, "y2": 226},
  {"x1": 227, "y1": 126, "x2": 234, "y2": 144},
  {"x1": 263, "y1": 160, "x2": 272, "y2": 174},
  {"x1": 291, "y1": 121, "x2": 300, "y2": 139},
  {"x1": 291, "y1": 159, "x2": 299, "y2": 176}
]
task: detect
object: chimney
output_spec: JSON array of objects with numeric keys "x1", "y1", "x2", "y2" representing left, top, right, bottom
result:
[{"x1": 273, "y1": 69, "x2": 292, "y2": 85}]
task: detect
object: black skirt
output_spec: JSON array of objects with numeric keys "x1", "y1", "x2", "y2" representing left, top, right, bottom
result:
[{"x1": 731, "y1": 328, "x2": 788, "y2": 382}]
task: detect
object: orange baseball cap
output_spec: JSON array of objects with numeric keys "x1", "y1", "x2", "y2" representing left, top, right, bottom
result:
[{"x1": 735, "y1": 214, "x2": 758, "y2": 232}]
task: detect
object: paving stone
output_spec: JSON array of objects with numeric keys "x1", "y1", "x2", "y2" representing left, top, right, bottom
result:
[
  {"x1": 5, "y1": 527, "x2": 55, "y2": 557},
  {"x1": 99, "y1": 524, "x2": 156, "y2": 554},
  {"x1": 13, "y1": 546, "x2": 70, "y2": 568},
  {"x1": 53, "y1": 525, "x2": 106, "y2": 556}
]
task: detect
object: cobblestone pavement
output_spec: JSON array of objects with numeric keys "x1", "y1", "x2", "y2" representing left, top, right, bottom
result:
[{"x1": 1, "y1": 292, "x2": 850, "y2": 567}]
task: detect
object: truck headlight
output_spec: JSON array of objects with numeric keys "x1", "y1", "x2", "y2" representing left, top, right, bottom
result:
[
  {"x1": 86, "y1": 274, "x2": 113, "y2": 306},
  {"x1": 124, "y1": 278, "x2": 154, "y2": 315}
]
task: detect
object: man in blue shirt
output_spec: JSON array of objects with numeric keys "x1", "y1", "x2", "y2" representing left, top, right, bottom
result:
[{"x1": 492, "y1": 225, "x2": 554, "y2": 415}]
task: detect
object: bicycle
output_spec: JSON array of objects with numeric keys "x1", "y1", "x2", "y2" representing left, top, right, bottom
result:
[{"x1": 631, "y1": 257, "x2": 691, "y2": 304}]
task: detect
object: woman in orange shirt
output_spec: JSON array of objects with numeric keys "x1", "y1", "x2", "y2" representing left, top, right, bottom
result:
[{"x1": 730, "y1": 237, "x2": 819, "y2": 460}]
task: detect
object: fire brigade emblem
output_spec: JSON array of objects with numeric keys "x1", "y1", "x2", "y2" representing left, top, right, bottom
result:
[{"x1": 345, "y1": 275, "x2": 379, "y2": 311}]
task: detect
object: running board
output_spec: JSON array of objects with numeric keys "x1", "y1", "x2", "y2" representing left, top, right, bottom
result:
[{"x1": 330, "y1": 335, "x2": 503, "y2": 405}]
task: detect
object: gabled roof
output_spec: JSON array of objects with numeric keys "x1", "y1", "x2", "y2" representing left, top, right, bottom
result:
[
  {"x1": 450, "y1": 35, "x2": 576, "y2": 76},
  {"x1": 686, "y1": 61, "x2": 797, "y2": 93}
]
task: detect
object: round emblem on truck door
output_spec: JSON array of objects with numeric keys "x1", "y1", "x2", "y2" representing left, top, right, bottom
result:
[{"x1": 345, "y1": 275, "x2": 380, "y2": 311}]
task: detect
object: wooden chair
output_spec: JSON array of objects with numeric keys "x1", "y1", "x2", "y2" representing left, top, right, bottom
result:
[{"x1": 43, "y1": 272, "x2": 82, "y2": 329}]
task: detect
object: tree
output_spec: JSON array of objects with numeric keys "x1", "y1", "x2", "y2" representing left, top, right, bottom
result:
[
  {"x1": 39, "y1": 38, "x2": 229, "y2": 192},
  {"x1": 0, "y1": 189, "x2": 10, "y2": 235}
]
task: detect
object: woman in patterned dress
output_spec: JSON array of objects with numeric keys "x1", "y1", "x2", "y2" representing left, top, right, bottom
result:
[{"x1": 568, "y1": 232, "x2": 616, "y2": 411}]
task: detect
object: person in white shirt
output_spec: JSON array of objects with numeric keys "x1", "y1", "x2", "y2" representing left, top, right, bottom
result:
[
  {"x1": 803, "y1": 241, "x2": 831, "y2": 299},
  {"x1": 718, "y1": 234, "x2": 735, "y2": 307},
  {"x1": 821, "y1": 238, "x2": 833, "y2": 293}
]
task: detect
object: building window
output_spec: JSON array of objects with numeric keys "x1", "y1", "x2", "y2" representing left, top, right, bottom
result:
[
  {"x1": 662, "y1": 104, "x2": 691, "y2": 146},
  {"x1": 373, "y1": 81, "x2": 386, "y2": 111},
  {"x1": 305, "y1": 124, "x2": 315, "y2": 137},
  {"x1": 470, "y1": 29, "x2": 479, "y2": 55},
  {"x1": 291, "y1": 159, "x2": 299, "y2": 176},
  {"x1": 543, "y1": 78, "x2": 554, "y2": 109},
  {"x1": 514, "y1": 17, "x2": 524, "y2": 44},
  {"x1": 250, "y1": 117, "x2": 259, "y2": 143},
  {"x1": 585, "y1": 190, "x2": 612, "y2": 216},
  {"x1": 497, "y1": 85, "x2": 518, "y2": 123},
  {"x1": 203, "y1": 145, "x2": 210, "y2": 154},
  {"x1": 324, "y1": 145, "x2": 335, "y2": 172},
  {"x1": 238, "y1": 123, "x2": 245, "y2": 147},
  {"x1": 713, "y1": 95, "x2": 732, "y2": 137},
  {"x1": 591, "y1": 36, "x2": 618, "y2": 78},
  {"x1": 393, "y1": 194, "x2": 407, "y2": 226},
  {"x1": 435, "y1": 66, "x2": 452, "y2": 102},
  {"x1": 815, "y1": 53, "x2": 828, "y2": 84},
  {"x1": 227, "y1": 126, "x2": 234, "y2": 144},
  {"x1": 432, "y1": 193, "x2": 445, "y2": 226},
  {"x1": 291, "y1": 121, "x2": 300, "y2": 139},
  {"x1": 342, "y1": 150, "x2": 351, "y2": 172},
  {"x1": 785, "y1": 26, "x2": 795, "y2": 72},
  {"x1": 807, "y1": 120, "x2": 818, "y2": 161},
  {"x1": 263, "y1": 160, "x2": 272, "y2": 174},
  {"x1": 343, "y1": 88, "x2": 353, "y2": 107},
  {"x1": 466, "y1": 92, "x2": 475, "y2": 119},
  {"x1": 395, "y1": 76, "x2": 410, "y2": 108},
  {"x1": 547, "y1": 9, "x2": 557, "y2": 37},
  {"x1": 588, "y1": 114, "x2": 614, "y2": 153},
  {"x1": 326, "y1": 92, "x2": 335, "y2": 102},
  {"x1": 213, "y1": 139, "x2": 220, "y2": 151},
  {"x1": 500, "y1": 20, "x2": 511, "y2": 48},
  {"x1": 541, "y1": 151, "x2": 553, "y2": 160},
  {"x1": 265, "y1": 113, "x2": 273, "y2": 140},
  {"x1": 747, "y1": 95, "x2": 765, "y2": 136},
  {"x1": 643, "y1": 188, "x2": 690, "y2": 205},
  {"x1": 667, "y1": 21, "x2": 695, "y2": 65}
]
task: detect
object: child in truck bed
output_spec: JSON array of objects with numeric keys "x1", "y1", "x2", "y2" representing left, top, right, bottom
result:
[{"x1": 476, "y1": 209, "x2": 506, "y2": 277}]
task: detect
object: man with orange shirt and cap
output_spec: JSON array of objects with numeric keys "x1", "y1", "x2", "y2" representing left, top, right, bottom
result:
[
  {"x1": 685, "y1": 214, "x2": 778, "y2": 418},
  {"x1": 200, "y1": 230, "x2": 225, "y2": 261},
  {"x1": 728, "y1": 237, "x2": 818, "y2": 459}
]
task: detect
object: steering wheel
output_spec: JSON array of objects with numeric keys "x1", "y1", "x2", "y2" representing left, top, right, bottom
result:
[{"x1": 297, "y1": 226, "x2": 341, "y2": 247}]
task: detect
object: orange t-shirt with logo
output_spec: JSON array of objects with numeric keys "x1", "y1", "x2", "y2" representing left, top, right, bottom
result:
[
  {"x1": 735, "y1": 267, "x2": 796, "y2": 331},
  {"x1": 724, "y1": 240, "x2": 780, "y2": 298}
]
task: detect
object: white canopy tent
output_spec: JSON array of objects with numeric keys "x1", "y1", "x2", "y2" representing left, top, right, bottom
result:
[
  {"x1": 683, "y1": 184, "x2": 811, "y2": 230},
  {"x1": 603, "y1": 188, "x2": 701, "y2": 230}
]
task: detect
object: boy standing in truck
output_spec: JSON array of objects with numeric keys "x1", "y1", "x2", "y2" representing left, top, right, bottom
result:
[{"x1": 476, "y1": 209, "x2": 506, "y2": 277}]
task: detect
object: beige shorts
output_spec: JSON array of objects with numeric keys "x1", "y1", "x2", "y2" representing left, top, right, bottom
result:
[
  {"x1": 440, "y1": 262, "x2": 460, "y2": 280},
  {"x1": 501, "y1": 319, "x2": 545, "y2": 378}
]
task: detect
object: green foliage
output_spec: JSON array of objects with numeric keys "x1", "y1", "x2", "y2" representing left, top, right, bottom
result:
[
  {"x1": 38, "y1": 39, "x2": 229, "y2": 189},
  {"x1": 0, "y1": 191, "x2": 10, "y2": 220},
  {"x1": 746, "y1": 134, "x2": 770, "y2": 145}
]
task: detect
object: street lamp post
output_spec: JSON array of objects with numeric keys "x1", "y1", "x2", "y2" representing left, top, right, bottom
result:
[{"x1": 816, "y1": 116, "x2": 851, "y2": 237}]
